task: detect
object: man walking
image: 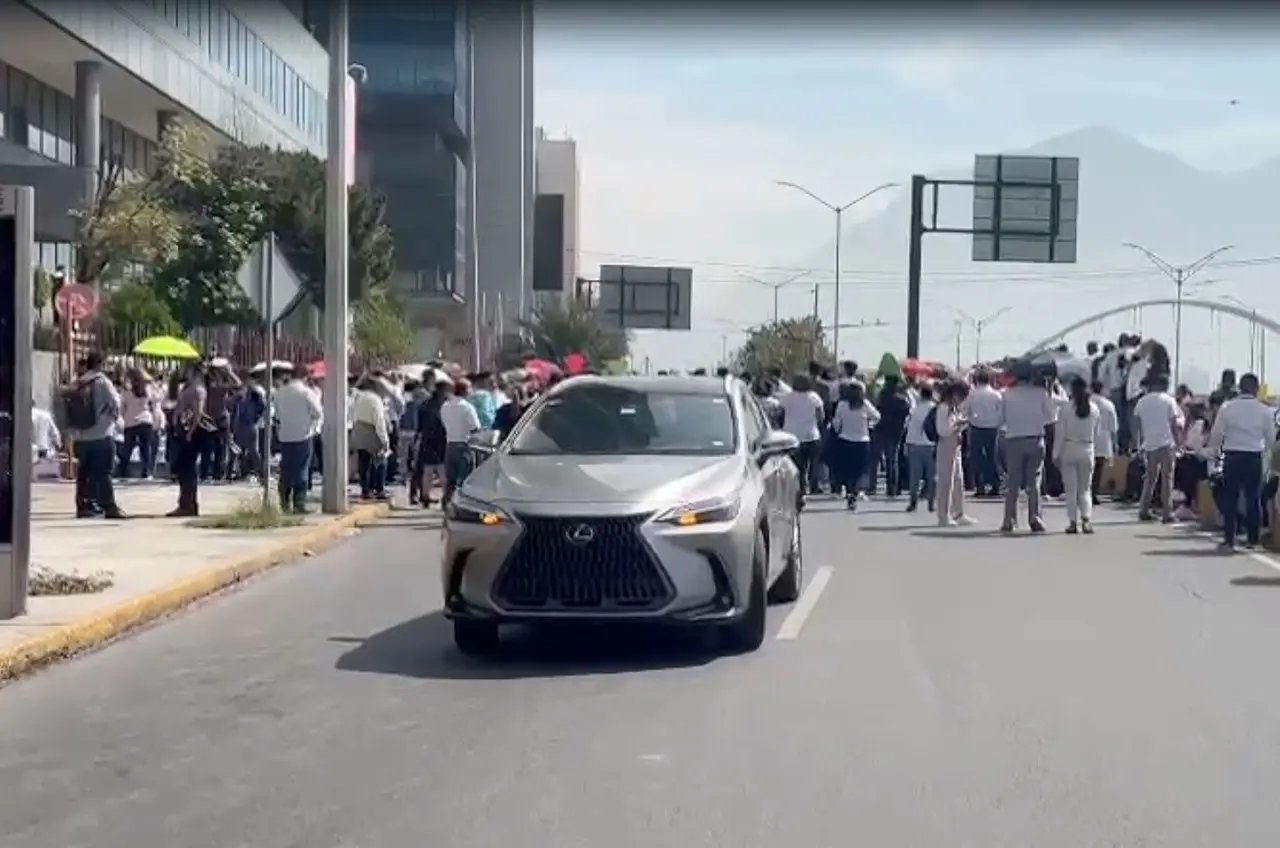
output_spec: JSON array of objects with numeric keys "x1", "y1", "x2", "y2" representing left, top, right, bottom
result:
[
  {"x1": 67, "y1": 352, "x2": 125, "y2": 520},
  {"x1": 1208, "y1": 372, "x2": 1275, "y2": 550},
  {"x1": 274, "y1": 364, "x2": 323, "y2": 513},
  {"x1": 1132, "y1": 372, "x2": 1183, "y2": 524}
]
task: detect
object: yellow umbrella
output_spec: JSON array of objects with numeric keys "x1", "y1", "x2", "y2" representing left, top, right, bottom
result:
[{"x1": 133, "y1": 335, "x2": 200, "y2": 360}]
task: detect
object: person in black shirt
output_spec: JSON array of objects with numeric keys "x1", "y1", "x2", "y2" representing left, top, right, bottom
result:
[
  {"x1": 870, "y1": 376, "x2": 912, "y2": 498},
  {"x1": 1209, "y1": 369, "x2": 1239, "y2": 407},
  {"x1": 414, "y1": 382, "x2": 449, "y2": 509}
]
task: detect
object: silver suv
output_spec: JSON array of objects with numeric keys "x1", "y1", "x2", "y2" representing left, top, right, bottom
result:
[{"x1": 440, "y1": 375, "x2": 804, "y2": 655}]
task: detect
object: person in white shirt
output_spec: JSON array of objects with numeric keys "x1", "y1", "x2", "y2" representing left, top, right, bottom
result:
[
  {"x1": 830, "y1": 382, "x2": 878, "y2": 510},
  {"x1": 1053, "y1": 377, "x2": 1100, "y2": 534},
  {"x1": 936, "y1": 381, "x2": 976, "y2": 528},
  {"x1": 778, "y1": 374, "x2": 826, "y2": 496},
  {"x1": 1207, "y1": 372, "x2": 1276, "y2": 549},
  {"x1": 31, "y1": 402, "x2": 60, "y2": 462},
  {"x1": 274, "y1": 366, "x2": 324, "y2": 513},
  {"x1": 441, "y1": 379, "x2": 482, "y2": 505},
  {"x1": 1089, "y1": 380, "x2": 1118, "y2": 506},
  {"x1": 903, "y1": 383, "x2": 937, "y2": 512},
  {"x1": 965, "y1": 370, "x2": 1003, "y2": 497},
  {"x1": 350, "y1": 375, "x2": 391, "y2": 500},
  {"x1": 1132, "y1": 372, "x2": 1183, "y2": 523}
]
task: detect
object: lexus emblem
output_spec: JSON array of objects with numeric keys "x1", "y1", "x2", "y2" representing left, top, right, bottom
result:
[{"x1": 565, "y1": 523, "x2": 596, "y2": 545}]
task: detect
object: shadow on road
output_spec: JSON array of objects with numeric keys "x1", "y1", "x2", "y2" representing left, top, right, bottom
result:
[
  {"x1": 1230, "y1": 575, "x2": 1280, "y2": 587},
  {"x1": 1141, "y1": 547, "x2": 1231, "y2": 559},
  {"x1": 331, "y1": 613, "x2": 722, "y2": 680}
]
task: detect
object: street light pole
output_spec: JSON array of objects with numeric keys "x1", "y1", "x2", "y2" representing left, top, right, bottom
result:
[
  {"x1": 1121, "y1": 242, "x2": 1234, "y2": 386},
  {"x1": 738, "y1": 270, "x2": 809, "y2": 323},
  {"x1": 321, "y1": 0, "x2": 352, "y2": 515},
  {"x1": 952, "y1": 306, "x2": 1010, "y2": 365},
  {"x1": 774, "y1": 180, "x2": 899, "y2": 360}
]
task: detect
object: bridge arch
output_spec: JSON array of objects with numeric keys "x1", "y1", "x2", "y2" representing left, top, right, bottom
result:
[{"x1": 1022, "y1": 298, "x2": 1280, "y2": 357}]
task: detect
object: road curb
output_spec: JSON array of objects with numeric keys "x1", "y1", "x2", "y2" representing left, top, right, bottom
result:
[{"x1": 0, "y1": 502, "x2": 391, "y2": 683}]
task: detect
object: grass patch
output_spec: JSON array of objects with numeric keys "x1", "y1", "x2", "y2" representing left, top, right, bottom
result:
[
  {"x1": 28, "y1": 566, "x2": 115, "y2": 596},
  {"x1": 189, "y1": 496, "x2": 306, "y2": 531}
]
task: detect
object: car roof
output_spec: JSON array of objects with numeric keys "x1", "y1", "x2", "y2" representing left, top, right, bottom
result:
[{"x1": 551, "y1": 374, "x2": 734, "y2": 397}]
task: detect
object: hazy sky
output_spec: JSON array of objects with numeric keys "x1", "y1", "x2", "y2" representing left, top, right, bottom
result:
[{"x1": 534, "y1": 12, "x2": 1280, "y2": 382}]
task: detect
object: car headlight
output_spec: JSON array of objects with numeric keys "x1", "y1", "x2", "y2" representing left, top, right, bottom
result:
[
  {"x1": 654, "y1": 496, "x2": 741, "y2": 527},
  {"x1": 446, "y1": 493, "x2": 512, "y2": 526}
]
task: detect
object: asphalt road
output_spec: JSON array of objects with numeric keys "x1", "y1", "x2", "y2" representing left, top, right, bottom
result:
[{"x1": 4, "y1": 497, "x2": 1280, "y2": 847}]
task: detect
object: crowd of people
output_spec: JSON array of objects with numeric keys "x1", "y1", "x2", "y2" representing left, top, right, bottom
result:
[
  {"x1": 50, "y1": 352, "x2": 560, "y2": 520},
  {"x1": 733, "y1": 334, "x2": 1280, "y2": 550}
]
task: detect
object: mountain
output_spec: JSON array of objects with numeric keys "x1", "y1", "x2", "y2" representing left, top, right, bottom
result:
[{"x1": 805, "y1": 125, "x2": 1278, "y2": 272}]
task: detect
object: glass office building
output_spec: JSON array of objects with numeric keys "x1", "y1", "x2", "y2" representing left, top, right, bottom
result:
[
  {"x1": 349, "y1": 3, "x2": 470, "y2": 308},
  {"x1": 0, "y1": 1, "x2": 328, "y2": 267}
]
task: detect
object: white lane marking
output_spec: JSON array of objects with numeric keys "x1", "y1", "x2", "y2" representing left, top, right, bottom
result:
[{"x1": 775, "y1": 566, "x2": 834, "y2": 641}]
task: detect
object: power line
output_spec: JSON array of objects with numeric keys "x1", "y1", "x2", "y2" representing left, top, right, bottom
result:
[{"x1": 577, "y1": 248, "x2": 1280, "y2": 282}]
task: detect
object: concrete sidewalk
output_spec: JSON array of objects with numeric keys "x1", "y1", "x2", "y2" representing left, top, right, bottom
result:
[{"x1": 0, "y1": 481, "x2": 391, "y2": 680}]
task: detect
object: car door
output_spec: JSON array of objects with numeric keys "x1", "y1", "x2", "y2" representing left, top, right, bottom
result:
[{"x1": 739, "y1": 388, "x2": 786, "y2": 580}]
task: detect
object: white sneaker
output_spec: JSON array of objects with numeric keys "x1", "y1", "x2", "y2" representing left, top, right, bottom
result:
[
  {"x1": 937, "y1": 518, "x2": 957, "y2": 528},
  {"x1": 955, "y1": 515, "x2": 977, "y2": 527}
]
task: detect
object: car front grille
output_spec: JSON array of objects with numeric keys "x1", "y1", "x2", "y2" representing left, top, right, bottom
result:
[{"x1": 492, "y1": 514, "x2": 674, "y2": 612}]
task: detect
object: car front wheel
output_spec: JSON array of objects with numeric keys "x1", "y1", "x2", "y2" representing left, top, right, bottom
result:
[{"x1": 721, "y1": 529, "x2": 768, "y2": 653}]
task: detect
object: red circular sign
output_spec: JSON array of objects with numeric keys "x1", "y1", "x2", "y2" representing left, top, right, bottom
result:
[{"x1": 55, "y1": 283, "x2": 99, "y2": 321}]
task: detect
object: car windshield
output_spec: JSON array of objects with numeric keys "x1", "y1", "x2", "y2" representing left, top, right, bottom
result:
[{"x1": 507, "y1": 384, "x2": 737, "y2": 456}]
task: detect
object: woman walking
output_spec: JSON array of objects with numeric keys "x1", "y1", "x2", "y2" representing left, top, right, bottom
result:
[
  {"x1": 830, "y1": 382, "x2": 878, "y2": 511},
  {"x1": 1054, "y1": 376, "x2": 1100, "y2": 534},
  {"x1": 935, "y1": 381, "x2": 975, "y2": 527}
]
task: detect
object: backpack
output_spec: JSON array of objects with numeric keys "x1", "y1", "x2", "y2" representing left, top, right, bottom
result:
[
  {"x1": 921, "y1": 405, "x2": 940, "y2": 443},
  {"x1": 63, "y1": 380, "x2": 98, "y2": 430}
]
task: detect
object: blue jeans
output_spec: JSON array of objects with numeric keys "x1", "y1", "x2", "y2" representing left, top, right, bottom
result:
[
  {"x1": 969, "y1": 426, "x2": 999, "y2": 493},
  {"x1": 278, "y1": 439, "x2": 312, "y2": 508},
  {"x1": 906, "y1": 443, "x2": 937, "y2": 505}
]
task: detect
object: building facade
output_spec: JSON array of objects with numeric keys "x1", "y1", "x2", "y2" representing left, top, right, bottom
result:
[
  {"x1": 533, "y1": 128, "x2": 579, "y2": 306},
  {"x1": 348, "y1": 2, "x2": 470, "y2": 360},
  {"x1": 471, "y1": 0, "x2": 534, "y2": 349},
  {"x1": 0, "y1": 0, "x2": 328, "y2": 272}
]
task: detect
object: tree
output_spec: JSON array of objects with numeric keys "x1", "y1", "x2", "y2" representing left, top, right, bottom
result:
[
  {"x1": 147, "y1": 119, "x2": 264, "y2": 328},
  {"x1": 519, "y1": 299, "x2": 630, "y2": 366},
  {"x1": 32, "y1": 267, "x2": 52, "y2": 316},
  {"x1": 351, "y1": 286, "x2": 415, "y2": 363},
  {"x1": 729, "y1": 316, "x2": 835, "y2": 378},
  {"x1": 70, "y1": 154, "x2": 182, "y2": 286},
  {"x1": 98, "y1": 279, "x2": 182, "y2": 337},
  {"x1": 213, "y1": 145, "x2": 395, "y2": 309}
]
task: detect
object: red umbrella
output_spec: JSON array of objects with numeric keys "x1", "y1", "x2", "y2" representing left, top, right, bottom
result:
[
  {"x1": 522, "y1": 359, "x2": 557, "y2": 381},
  {"x1": 562, "y1": 352, "x2": 586, "y2": 375},
  {"x1": 307, "y1": 360, "x2": 326, "y2": 379}
]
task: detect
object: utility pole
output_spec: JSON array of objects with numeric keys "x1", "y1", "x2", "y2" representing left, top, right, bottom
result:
[
  {"x1": 1122, "y1": 242, "x2": 1234, "y2": 385},
  {"x1": 321, "y1": 0, "x2": 352, "y2": 515},
  {"x1": 738, "y1": 270, "x2": 809, "y2": 323},
  {"x1": 810, "y1": 284, "x2": 820, "y2": 361},
  {"x1": 953, "y1": 306, "x2": 1011, "y2": 365},
  {"x1": 775, "y1": 179, "x2": 900, "y2": 360}
]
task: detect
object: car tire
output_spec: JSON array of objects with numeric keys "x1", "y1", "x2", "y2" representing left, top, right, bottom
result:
[
  {"x1": 722, "y1": 530, "x2": 768, "y2": 654},
  {"x1": 769, "y1": 512, "x2": 803, "y2": 604},
  {"x1": 453, "y1": 620, "x2": 501, "y2": 655}
]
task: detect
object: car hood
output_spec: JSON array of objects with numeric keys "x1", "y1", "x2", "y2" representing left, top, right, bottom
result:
[{"x1": 465, "y1": 453, "x2": 746, "y2": 508}]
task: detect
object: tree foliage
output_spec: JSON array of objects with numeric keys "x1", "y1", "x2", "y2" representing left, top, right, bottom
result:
[
  {"x1": 729, "y1": 316, "x2": 835, "y2": 378},
  {"x1": 71, "y1": 154, "x2": 182, "y2": 286},
  {"x1": 519, "y1": 299, "x2": 630, "y2": 366},
  {"x1": 214, "y1": 145, "x2": 395, "y2": 309},
  {"x1": 351, "y1": 286, "x2": 415, "y2": 363},
  {"x1": 98, "y1": 279, "x2": 182, "y2": 337},
  {"x1": 146, "y1": 119, "x2": 264, "y2": 328}
]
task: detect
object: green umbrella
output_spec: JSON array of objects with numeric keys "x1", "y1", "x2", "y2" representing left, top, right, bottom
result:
[{"x1": 133, "y1": 335, "x2": 200, "y2": 360}]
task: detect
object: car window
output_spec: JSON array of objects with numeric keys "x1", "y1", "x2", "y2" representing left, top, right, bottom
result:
[{"x1": 508, "y1": 384, "x2": 738, "y2": 456}]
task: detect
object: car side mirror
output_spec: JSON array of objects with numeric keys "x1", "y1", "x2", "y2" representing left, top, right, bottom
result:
[
  {"x1": 757, "y1": 429, "x2": 799, "y2": 458},
  {"x1": 467, "y1": 430, "x2": 500, "y2": 454}
]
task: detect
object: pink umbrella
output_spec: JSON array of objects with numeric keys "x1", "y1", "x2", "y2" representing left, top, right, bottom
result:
[
  {"x1": 307, "y1": 360, "x2": 326, "y2": 379},
  {"x1": 562, "y1": 352, "x2": 586, "y2": 375},
  {"x1": 522, "y1": 359, "x2": 557, "y2": 381}
]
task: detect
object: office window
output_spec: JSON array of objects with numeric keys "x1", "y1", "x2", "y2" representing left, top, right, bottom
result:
[
  {"x1": 0, "y1": 62, "x2": 8, "y2": 140},
  {"x1": 25, "y1": 75, "x2": 42, "y2": 156},
  {"x1": 40, "y1": 86, "x2": 56, "y2": 159},
  {"x1": 55, "y1": 92, "x2": 72, "y2": 164}
]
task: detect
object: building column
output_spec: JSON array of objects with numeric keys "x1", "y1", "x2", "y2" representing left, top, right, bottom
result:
[
  {"x1": 74, "y1": 61, "x2": 103, "y2": 217},
  {"x1": 157, "y1": 109, "x2": 180, "y2": 142}
]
